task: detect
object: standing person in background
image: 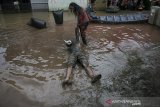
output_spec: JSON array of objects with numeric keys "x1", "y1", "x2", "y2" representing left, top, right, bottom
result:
[
  {"x1": 69, "y1": 2, "x2": 90, "y2": 45},
  {"x1": 89, "y1": 0, "x2": 96, "y2": 12}
]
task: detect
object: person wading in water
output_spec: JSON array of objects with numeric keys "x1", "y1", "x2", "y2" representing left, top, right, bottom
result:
[{"x1": 69, "y1": 2, "x2": 91, "y2": 45}]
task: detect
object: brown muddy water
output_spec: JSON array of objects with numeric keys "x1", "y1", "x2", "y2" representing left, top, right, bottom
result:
[{"x1": 0, "y1": 12, "x2": 160, "y2": 107}]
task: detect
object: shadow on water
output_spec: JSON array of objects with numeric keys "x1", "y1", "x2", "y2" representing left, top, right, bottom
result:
[{"x1": 0, "y1": 11, "x2": 160, "y2": 107}]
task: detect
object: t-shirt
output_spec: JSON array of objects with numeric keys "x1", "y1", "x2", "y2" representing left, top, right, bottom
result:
[
  {"x1": 78, "y1": 10, "x2": 89, "y2": 25},
  {"x1": 68, "y1": 40, "x2": 81, "y2": 55}
]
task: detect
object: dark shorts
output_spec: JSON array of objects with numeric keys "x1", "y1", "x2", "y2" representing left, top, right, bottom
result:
[
  {"x1": 68, "y1": 53, "x2": 89, "y2": 68},
  {"x1": 80, "y1": 22, "x2": 89, "y2": 31},
  {"x1": 83, "y1": 22, "x2": 89, "y2": 29}
]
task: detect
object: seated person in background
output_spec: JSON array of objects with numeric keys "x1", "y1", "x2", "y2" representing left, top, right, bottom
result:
[
  {"x1": 151, "y1": 0, "x2": 160, "y2": 6},
  {"x1": 62, "y1": 33, "x2": 101, "y2": 85}
]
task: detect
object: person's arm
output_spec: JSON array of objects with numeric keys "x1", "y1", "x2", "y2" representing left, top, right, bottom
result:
[
  {"x1": 77, "y1": 14, "x2": 81, "y2": 27},
  {"x1": 75, "y1": 27, "x2": 81, "y2": 42}
]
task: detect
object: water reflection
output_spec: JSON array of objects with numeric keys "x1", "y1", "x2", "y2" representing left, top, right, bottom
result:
[{"x1": 5, "y1": 79, "x2": 23, "y2": 90}]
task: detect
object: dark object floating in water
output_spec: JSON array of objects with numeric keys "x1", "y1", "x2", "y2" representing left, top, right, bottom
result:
[{"x1": 27, "y1": 18, "x2": 46, "y2": 29}]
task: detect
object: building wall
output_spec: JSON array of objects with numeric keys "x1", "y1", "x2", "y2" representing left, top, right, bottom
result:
[
  {"x1": 48, "y1": 0, "x2": 88, "y2": 11},
  {"x1": 30, "y1": 0, "x2": 105, "y2": 11},
  {"x1": 30, "y1": 0, "x2": 48, "y2": 11}
]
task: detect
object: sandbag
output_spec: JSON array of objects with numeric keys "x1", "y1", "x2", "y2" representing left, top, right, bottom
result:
[
  {"x1": 127, "y1": 15, "x2": 135, "y2": 22},
  {"x1": 114, "y1": 16, "x2": 121, "y2": 23},
  {"x1": 106, "y1": 16, "x2": 114, "y2": 22},
  {"x1": 88, "y1": 11, "x2": 149, "y2": 24},
  {"x1": 99, "y1": 16, "x2": 107, "y2": 22},
  {"x1": 134, "y1": 14, "x2": 142, "y2": 21},
  {"x1": 89, "y1": 12, "x2": 98, "y2": 19},
  {"x1": 120, "y1": 15, "x2": 128, "y2": 22}
]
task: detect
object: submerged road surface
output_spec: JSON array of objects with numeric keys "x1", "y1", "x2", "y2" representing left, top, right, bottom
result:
[{"x1": 0, "y1": 12, "x2": 160, "y2": 107}]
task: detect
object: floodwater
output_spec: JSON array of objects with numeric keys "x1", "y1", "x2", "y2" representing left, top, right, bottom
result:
[{"x1": 0, "y1": 12, "x2": 160, "y2": 107}]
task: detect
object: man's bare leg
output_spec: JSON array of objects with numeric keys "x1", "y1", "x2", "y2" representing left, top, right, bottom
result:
[
  {"x1": 84, "y1": 64, "x2": 102, "y2": 83},
  {"x1": 85, "y1": 66, "x2": 94, "y2": 78},
  {"x1": 63, "y1": 66, "x2": 73, "y2": 85}
]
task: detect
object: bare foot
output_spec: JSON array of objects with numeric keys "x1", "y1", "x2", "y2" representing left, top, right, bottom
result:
[
  {"x1": 91, "y1": 74, "x2": 101, "y2": 83},
  {"x1": 62, "y1": 80, "x2": 72, "y2": 85}
]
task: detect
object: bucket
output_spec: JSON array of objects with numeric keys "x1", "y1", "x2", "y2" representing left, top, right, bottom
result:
[{"x1": 52, "y1": 10, "x2": 63, "y2": 24}]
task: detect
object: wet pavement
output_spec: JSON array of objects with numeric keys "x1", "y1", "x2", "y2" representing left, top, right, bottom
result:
[{"x1": 0, "y1": 11, "x2": 160, "y2": 107}]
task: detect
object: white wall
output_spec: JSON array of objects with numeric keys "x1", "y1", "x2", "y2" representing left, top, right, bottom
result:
[
  {"x1": 31, "y1": 0, "x2": 48, "y2": 3},
  {"x1": 30, "y1": 0, "x2": 48, "y2": 10},
  {"x1": 48, "y1": 0, "x2": 88, "y2": 11}
]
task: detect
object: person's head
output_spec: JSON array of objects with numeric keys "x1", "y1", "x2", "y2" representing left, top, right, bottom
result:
[
  {"x1": 64, "y1": 40, "x2": 72, "y2": 47},
  {"x1": 69, "y1": 2, "x2": 82, "y2": 16}
]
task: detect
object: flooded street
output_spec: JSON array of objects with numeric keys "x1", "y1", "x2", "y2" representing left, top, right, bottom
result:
[{"x1": 0, "y1": 12, "x2": 160, "y2": 107}]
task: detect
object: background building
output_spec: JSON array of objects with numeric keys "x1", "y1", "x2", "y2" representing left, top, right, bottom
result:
[
  {"x1": 31, "y1": 0, "x2": 48, "y2": 11},
  {"x1": 0, "y1": 0, "x2": 49, "y2": 13},
  {"x1": 0, "y1": 0, "x2": 90, "y2": 13},
  {"x1": 48, "y1": 0, "x2": 88, "y2": 11}
]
